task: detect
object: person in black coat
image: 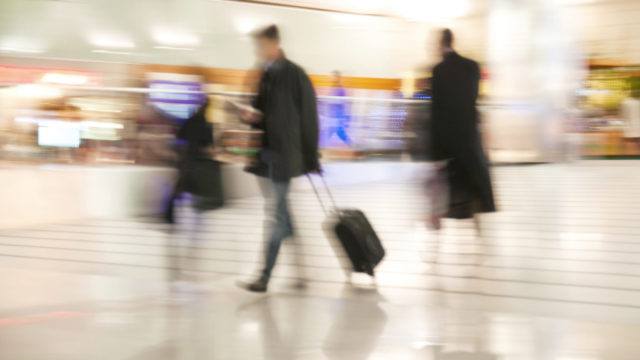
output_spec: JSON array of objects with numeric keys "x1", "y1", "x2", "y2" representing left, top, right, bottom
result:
[
  {"x1": 241, "y1": 25, "x2": 320, "y2": 292},
  {"x1": 163, "y1": 100, "x2": 218, "y2": 224},
  {"x1": 430, "y1": 29, "x2": 496, "y2": 229}
]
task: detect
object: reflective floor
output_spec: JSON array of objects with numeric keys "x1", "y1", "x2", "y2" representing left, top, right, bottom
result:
[{"x1": 2, "y1": 161, "x2": 640, "y2": 359}]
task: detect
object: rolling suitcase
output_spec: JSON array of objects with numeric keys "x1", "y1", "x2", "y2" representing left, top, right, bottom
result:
[{"x1": 308, "y1": 175, "x2": 385, "y2": 276}]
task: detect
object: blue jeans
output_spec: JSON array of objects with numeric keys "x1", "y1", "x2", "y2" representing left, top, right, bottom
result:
[{"x1": 258, "y1": 178, "x2": 293, "y2": 282}]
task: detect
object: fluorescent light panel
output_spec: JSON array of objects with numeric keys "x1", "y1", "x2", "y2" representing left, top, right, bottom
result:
[
  {"x1": 92, "y1": 49, "x2": 132, "y2": 55},
  {"x1": 154, "y1": 45, "x2": 194, "y2": 51},
  {"x1": 151, "y1": 28, "x2": 200, "y2": 47},
  {"x1": 89, "y1": 34, "x2": 135, "y2": 48}
]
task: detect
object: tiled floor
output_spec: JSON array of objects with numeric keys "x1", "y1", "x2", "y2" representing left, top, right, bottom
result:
[{"x1": 2, "y1": 161, "x2": 640, "y2": 359}]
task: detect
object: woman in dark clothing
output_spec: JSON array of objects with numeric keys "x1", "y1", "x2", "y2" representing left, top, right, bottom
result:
[
  {"x1": 163, "y1": 100, "x2": 221, "y2": 223},
  {"x1": 429, "y1": 29, "x2": 496, "y2": 230}
]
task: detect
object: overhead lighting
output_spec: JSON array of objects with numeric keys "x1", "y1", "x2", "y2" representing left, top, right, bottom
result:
[
  {"x1": 151, "y1": 28, "x2": 199, "y2": 47},
  {"x1": 154, "y1": 45, "x2": 194, "y2": 51},
  {"x1": 89, "y1": 34, "x2": 135, "y2": 49},
  {"x1": 234, "y1": 18, "x2": 258, "y2": 35},
  {"x1": 92, "y1": 49, "x2": 132, "y2": 55},
  {"x1": 0, "y1": 46, "x2": 44, "y2": 54},
  {"x1": 41, "y1": 72, "x2": 89, "y2": 86},
  {"x1": 0, "y1": 38, "x2": 45, "y2": 54}
]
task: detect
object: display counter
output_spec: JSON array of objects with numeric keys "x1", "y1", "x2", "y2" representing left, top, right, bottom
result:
[
  {"x1": 0, "y1": 164, "x2": 174, "y2": 229},
  {"x1": 0, "y1": 161, "x2": 422, "y2": 229}
]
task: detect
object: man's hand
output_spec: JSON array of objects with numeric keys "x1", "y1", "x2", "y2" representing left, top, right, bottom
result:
[
  {"x1": 228, "y1": 100, "x2": 263, "y2": 125},
  {"x1": 240, "y1": 109, "x2": 262, "y2": 124}
]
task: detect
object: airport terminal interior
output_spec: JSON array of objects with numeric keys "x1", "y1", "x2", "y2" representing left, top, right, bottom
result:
[{"x1": 1, "y1": 0, "x2": 640, "y2": 359}]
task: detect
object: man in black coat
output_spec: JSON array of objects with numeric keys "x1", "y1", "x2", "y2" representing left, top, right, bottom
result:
[
  {"x1": 241, "y1": 25, "x2": 320, "y2": 292},
  {"x1": 430, "y1": 29, "x2": 496, "y2": 228}
]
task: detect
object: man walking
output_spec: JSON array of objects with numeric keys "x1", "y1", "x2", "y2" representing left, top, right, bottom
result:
[
  {"x1": 241, "y1": 25, "x2": 320, "y2": 292},
  {"x1": 429, "y1": 29, "x2": 496, "y2": 230},
  {"x1": 326, "y1": 71, "x2": 351, "y2": 146}
]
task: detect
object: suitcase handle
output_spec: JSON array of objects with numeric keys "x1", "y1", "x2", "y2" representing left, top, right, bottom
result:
[{"x1": 306, "y1": 174, "x2": 338, "y2": 216}]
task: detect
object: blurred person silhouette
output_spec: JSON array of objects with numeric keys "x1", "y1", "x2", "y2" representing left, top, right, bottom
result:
[
  {"x1": 239, "y1": 25, "x2": 320, "y2": 292},
  {"x1": 325, "y1": 70, "x2": 352, "y2": 146},
  {"x1": 162, "y1": 99, "x2": 224, "y2": 282},
  {"x1": 163, "y1": 99, "x2": 222, "y2": 224},
  {"x1": 428, "y1": 29, "x2": 496, "y2": 239}
]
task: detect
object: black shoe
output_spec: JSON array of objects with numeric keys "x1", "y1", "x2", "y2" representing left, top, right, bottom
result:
[{"x1": 243, "y1": 278, "x2": 268, "y2": 293}]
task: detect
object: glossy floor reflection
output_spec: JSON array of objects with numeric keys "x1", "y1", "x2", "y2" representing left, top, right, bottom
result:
[{"x1": 2, "y1": 161, "x2": 640, "y2": 359}]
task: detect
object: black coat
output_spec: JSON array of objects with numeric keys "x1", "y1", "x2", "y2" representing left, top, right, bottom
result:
[
  {"x1": 246, "y1": 58, "x2": 320, "y2": 181},
  {"x1": 177, "y1": 104, "x2": 213, "y2": 162},
  {"x1": 175, "y1": 104, "x2": 224, "y2": 210},
  {"x1": 431, "y1": 52, "x2": 496, "y2": 218}
]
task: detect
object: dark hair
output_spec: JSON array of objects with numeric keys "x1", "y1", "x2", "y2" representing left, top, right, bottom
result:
[
  {"x1": 440, "y1": 28, "x2": 454, "y2": 48},
  {"x1": 253, "y1": 24, "x2": 280, "y2": 42}
]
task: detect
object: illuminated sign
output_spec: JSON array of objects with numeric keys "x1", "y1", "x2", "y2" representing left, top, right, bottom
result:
[
  {"x1": 147, "y1": 79, "x2": 205, "y2": 120},
  {"x1": 0, "y1": 65, "x2": 99, "y2": 86}
]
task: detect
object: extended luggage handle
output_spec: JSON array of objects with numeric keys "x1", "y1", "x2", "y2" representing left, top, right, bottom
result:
[{"x1": 306, "y1": 174, "x2": 338, "y2": 216}]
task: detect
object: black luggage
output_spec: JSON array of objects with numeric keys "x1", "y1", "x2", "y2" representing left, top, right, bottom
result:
[
  {"x1": 308, "y1": 175, "x2": 385, "y2": 276},
  {"x1": 184, "y1": 158, "x2": 225, "y2": 211}
]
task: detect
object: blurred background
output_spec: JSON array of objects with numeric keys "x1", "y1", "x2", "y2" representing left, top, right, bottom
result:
[
  {"x1": 2, "y1": 1, "x2": 640, "y2": 359},
  {"x1": 1, "y1": 0, "x2": 638, "y2": 223},
  {"x1": 0, "y1": 0, "x2": 637, "y2": 164},
  {"x1": 0, "y1": 0, "x2": 636, "y2": 225}
]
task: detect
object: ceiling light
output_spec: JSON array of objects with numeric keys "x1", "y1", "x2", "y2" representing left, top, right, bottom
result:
[
  {"x1": 0, "y1": 46, "x2": 44, "y2": 54},
  {"x1": 0, "y1": 38, "x2": 45, "y2": 54},
  {"x1": 89, "y1": 34, "x2": 135, "y2": 49},
  {"x1": 234, "y1": 18, "x2": 258, "y2": 35},
  {"x1": 152, "y1": 28, "x2": 199, "y2": 47},
  {"x1": 92, "y1": 49, "x2": 132, "y2": 55},
  {"x1": 154, "y1": 45, "x2": 194, "y2": 51}
]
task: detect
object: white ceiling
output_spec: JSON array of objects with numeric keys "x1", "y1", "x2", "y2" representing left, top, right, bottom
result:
[
  {"x1": 0, "y1": 0, "x2": 438, "y2": 77},
  {"x1": 227, "y1": 0, "x2": 487, "y2": 20},
  {"x1": 1, "y1": 0, "x2": 636, "y2": 78}
]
